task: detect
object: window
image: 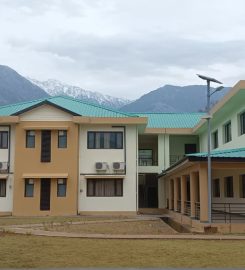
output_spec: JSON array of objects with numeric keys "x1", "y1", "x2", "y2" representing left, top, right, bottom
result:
[
  {"x1": 223, "y1": 121, "x2": 232, "y2": 143},
  {"x1": 25, "y1": 179, "x2": 34, "y2": 197},
  {"x1": 58, "y1": 130, "x2": 67, "y2": 148},
  {"x1": 212, "y1": 130, "x2": 219, "y2": 149},
  {"x1": 57, "y1": 179, "x2": 67, "y2": 197},
  {"x1": 184, "y1": 144, "x2": 197, "y2": 154},
  {"x1": 26, "y1": 130, "x2": 35, "y2": 148},
  {"x1": 87, "y1": 179, "x2": 123, "y2": 197},
  {"x1": 87, "y1": 132, "x2": 123, "y2": 149},
  {"x1": 0, "y1": 131, "x2": 8, "y2": 149},
  {"x1": 212, "y1": 178, "x2": 220, "y2": 197},
  {"x1": 240, "y1": 112, "x2": 245, "y2": 135},
  {"x1": 0, "y1": 180, "x2": 6, "y2": 197},
  {"x1": 139, "y1": 149, "x2": 153, "y2": 166},
  {"x1": 239, "y1": 175, "x2": 245, "y2": 198},
  {"x1": 41, "y1": 130, "x2": 51, "y2": 162},
  {"x1": 224, "y1": 176, "x2": 233, "y2": 198}
]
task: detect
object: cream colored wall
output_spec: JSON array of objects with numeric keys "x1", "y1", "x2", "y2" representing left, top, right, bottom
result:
[
  {"x1": 199, "y1": 104, "x2": 245, "y2": 152},
  {"x1": 20, "y1": 104, "x2": 73, "y2": 121},
  {"x1": 212, "y1": 169, "x2": 245, "y2": 204},
  {"x1": 79, "y1": 125, "x2": 138, "y2": 212},
  {"x1": 79, "y1": 125, "x2": 125, "y2": 174},
  {"x1": 169, "y1": 135, "x2": 199, "y2": 157},
  {"x1": 0, "y1": 126, "x2": 9, "y2": 162}
]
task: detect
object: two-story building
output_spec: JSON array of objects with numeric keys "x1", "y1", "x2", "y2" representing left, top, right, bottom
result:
[
  {"x1": 160, "y1": 80, "x2": 245, "y2": 232},
  {"x1": 0, "y1": 80, "x2": 245, "y2": 232}
]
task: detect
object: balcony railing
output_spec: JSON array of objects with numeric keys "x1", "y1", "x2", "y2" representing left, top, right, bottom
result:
[
  {"x1": 195, "y1": 202, "x2": 200, "y2": 220},
  {"x1": 212, "y1": 203, "x2": 245, "y2": 223},
  {"x1": 138, "y1": 158, "x2": 158, "y2": 166},
  {"x1": 169, "y1": 155, "x2": 185, "y2": 166},
  {"x1": 176, "y1": 200, "x2": 181, "y2": 213},
  {"x1": 0, "y1": 161, "x2": 9, "y2": 174},
  {"x1": 184, "y1": 201, "x2": 191, "y2": 216}
]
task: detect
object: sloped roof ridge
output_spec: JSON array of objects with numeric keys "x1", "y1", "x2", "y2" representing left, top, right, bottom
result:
[
  {"x1": 49, "y1": 95, "x2": 137, "y2": 117},
  {"x1": 133, "y1": 112, "x2": 205, "y2": 115}
]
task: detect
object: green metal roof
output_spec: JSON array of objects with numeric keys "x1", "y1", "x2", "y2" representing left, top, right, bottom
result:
[
  {"x1": 0, "y1": 96, "x2": 136, "y2": 118},
  {"x1": 135, "y1": 112, "x2": 204, "y2": 128},
  {"x1": 187, "y1": 148, "x2": 245, "y2": 158}
]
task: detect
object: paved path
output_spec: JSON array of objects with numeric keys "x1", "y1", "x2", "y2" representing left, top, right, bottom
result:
[{"x1": 2, "y1": 226, "x2": 245, "y2": 240}]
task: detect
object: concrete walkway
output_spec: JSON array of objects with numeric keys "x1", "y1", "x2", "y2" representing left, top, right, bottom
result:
[{"x1": 2, "y1": 226, "x2": 245, "y2": 240}]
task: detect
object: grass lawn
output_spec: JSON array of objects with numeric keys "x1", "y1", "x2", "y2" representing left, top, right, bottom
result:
[
  {"x1": 1, "y1": 233, "x2": 245, "y2": 268},
  {"x1": 40, "y1": 220, "x2": 176, "y2": 235}
]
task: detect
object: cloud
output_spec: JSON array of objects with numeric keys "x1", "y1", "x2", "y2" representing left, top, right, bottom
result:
[{"x1": 1, "y1": 0, "x2": 245, "y2": 99}]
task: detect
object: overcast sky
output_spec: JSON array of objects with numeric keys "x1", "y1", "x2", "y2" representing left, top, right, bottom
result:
[{"x1": 1, "y1": 0, "x2": 245, "y2": 99}]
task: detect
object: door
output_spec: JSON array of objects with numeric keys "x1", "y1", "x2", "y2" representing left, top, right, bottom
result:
[{"x1": 40, "y1": 179, "x2": 51, "y2": 211}]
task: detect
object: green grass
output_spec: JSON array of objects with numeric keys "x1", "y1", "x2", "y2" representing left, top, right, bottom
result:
[{"x1": 0, "y1": 233, "x2": 245, "y2": 268}]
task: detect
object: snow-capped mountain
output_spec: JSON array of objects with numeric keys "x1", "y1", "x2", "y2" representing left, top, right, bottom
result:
[{"x1": 29, "y1": 78, "x2": 131, "y2": 109}]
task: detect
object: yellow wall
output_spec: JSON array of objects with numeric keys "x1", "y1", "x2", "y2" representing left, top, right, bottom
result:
[{"x1": 13, "y1": 121, "x2": 78, "y2": 216}]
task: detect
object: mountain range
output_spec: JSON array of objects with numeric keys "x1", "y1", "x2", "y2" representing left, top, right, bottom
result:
[{"x1": 0, "y1": 65, "x2": 230, "y2": 112}]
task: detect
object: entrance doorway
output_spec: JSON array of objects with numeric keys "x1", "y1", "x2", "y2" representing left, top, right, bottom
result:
[
  {"x1": 40, "y1": 179, "x2": 51, "y2": 211},
  {"x1": 139, "y1": 173, "x2": 158, "y2": 208}
]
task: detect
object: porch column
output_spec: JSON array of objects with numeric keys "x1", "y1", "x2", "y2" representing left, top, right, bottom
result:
[
  {"x1": 168, "y1": 179, "x2": 173, "y2": 210},
  {"x1": 174, "y1": 178, "x2": 178, "y2": 211},
  {"x1": 199, "y1": 164, "x2": 208, "y2": 222},
  {"x1": 181, "y1": 175, "x2": 187, "y2": 214},
  {"x1": 190, "y1": 171, "x2": 198, "y2": 218}
]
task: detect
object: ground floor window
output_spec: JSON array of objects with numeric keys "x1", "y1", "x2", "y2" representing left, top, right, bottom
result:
[
  {"x1": 240, "y1": 175, "x2": 245, "y2": 198},
  {"x1": 25, "y1": 179, "x2": 34, "y2": 197},
  {"x1": 57, "y1": 179, "x2": 67, "y2": 197},
  {"x1": 87, "y1": 179, "x2": 123, "y2": 197},
  {"x1": 212, "y1": 178, "x2": 220, "y2": 197},
  {"x1": 224, "y1": 176, "x2": 233, "y2": 198},
  {"x1": 0, "y1": 179, "x2": 6, "y2": 197}
]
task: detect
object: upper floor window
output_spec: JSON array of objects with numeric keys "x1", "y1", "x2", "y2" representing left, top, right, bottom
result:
[
  {"x1": 212, "y1": 130, "x2": 218, "y2": 149},
  {"x1": 41, "y1": 130, "x2": 51, "y2": 162},
  {"x1": 26, "y1": 130, "x2": 35, "y2": 148},
  {"x1": 58, "y1": 130, "x2": 67, "y2": 148},
  {"x1": 0, "y1": 131, "x2": 8, "y2": 149},
  {"x1": 223, "y1": 121, "x2": 232, "y2": 143},
  {"x1": 240, "y1": 111, "x2": 245, "y2": 135},
  {"x1": 224, "y1": 176, "x2": 233, "y2": 198},
  {"x1": 87, "y1": 132, "x2": 123, "y2": 149}
]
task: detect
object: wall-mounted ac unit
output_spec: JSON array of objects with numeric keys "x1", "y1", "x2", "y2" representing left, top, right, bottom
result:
[
  {"x1": 113, "y1": 162, "x2": 125, "y2": 171},
  {"x1": 95, "y1": 162, "x2": 108, "y2": 171},
  {"x1": 0, "y1": 162, "x2": 8, "y2": 172}
]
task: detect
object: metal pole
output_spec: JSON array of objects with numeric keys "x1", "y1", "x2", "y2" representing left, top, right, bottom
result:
[{"x1": 207, "y1": 80, "x2": 212, "y2": 224}]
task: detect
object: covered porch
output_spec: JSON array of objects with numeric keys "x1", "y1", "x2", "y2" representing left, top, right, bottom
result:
[{"x1": 160, "y1": 148, "x2": 245, "y2": 232}]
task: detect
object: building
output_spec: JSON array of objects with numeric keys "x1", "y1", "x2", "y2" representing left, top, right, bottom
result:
[
  {"x1": 0, "y1": 81, "x2": 245, "y2": 232},
  {"x1": 159, "y1": 80, "x2": 245, "y2": 232}
]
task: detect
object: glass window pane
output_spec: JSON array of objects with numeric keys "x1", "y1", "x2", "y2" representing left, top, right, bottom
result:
[
  {"x1": 88, "y1": 132, "x2": 95, "y2": 149},
  {"x1": 25, "y1": 180, "x2": 34, "y2": 197},
  {"x1": 0, "y1": 180, "x2": 6, "y2": 197},
  {"x1": 116, "y1": 133, "x2": 123, "y2": 149}
]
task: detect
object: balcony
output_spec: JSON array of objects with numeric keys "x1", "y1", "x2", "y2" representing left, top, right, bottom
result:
[{"x1": 138, "y1": 157, "x2": 158, "y2": 166}]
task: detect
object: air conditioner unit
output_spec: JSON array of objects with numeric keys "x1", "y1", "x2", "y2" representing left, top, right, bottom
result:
[
  {"x1": 95, "y1": 162, "x2": 108, "y2": 171},
  {"x1": 0, "y1": 162, "x2": 8, "y2": 172},
  {"x1": 113, "y1": 162, "x2": 125, "y2": 171}
]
